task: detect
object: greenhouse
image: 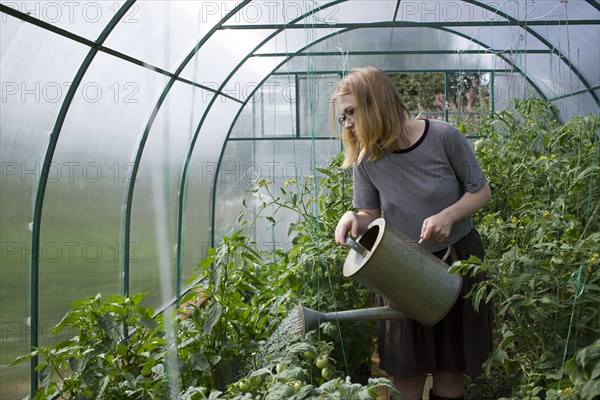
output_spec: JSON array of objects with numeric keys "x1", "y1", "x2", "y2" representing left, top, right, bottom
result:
[{"x1": 1, "y1": 0, "x2": 599, "y2": 399}]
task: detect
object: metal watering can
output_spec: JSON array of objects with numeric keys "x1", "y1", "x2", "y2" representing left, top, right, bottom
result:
[{"x1": 297, "y1": 218, "x2": 462, "y2": 333}]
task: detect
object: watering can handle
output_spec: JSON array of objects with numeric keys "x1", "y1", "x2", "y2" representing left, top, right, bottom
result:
[
  {"x1": 418, "y1": 237, "x2": 452, "y2": 262},
  {"x1": 346, "y1": 237, "x2": 369, "y2": 257}
]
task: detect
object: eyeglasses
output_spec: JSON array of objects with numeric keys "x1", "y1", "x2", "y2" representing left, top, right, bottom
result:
[{"x1": 338, "y1": 108, "x2": 355, "y2": 127}]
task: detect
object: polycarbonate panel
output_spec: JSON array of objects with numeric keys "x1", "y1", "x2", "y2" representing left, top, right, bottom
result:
[
  {"x1": 306, "y1": 27, "x2": 489, "y2": 53},
  {"x1": 255, "y1": 26, "x2": 344, "y2": 55},
  {"x1": 229, "y1": 81, "x2": 297, "y2": 140},
  {"x1": 0, "y1": 0, "x2": 126, "y2": 40},
  {"x1": 530, "y1": 24, "x2": 600, "y2": 86},
  {"x1": 522, "y1": 53, "x2": 589, "y2": 101},
  {"x1": 492, "y1": 72, "x2": 541, "y2": 111},
  {"x1": 181, "y1": 98, "x2": 242, "y2": 290},
  {"x1": 224, "y1": 56, "x2": 287, "y2": 102},
  {"x1": 215, "y1": 138, "x2": 342, "y2": 249},
  {"x1": 37, "y1": 52, "x2": 168, "y2": 349},
  {"x1": 395, "y1": 0, "x2": 511, "y2": 23},
  {"x1": 298, "y1": 74, "x2": 339, "y2": 137},
  {"x1": 179, "y1": 29, "x2": 274, "y2": 89},
  {"x1": 552, "y1": 92, "x2": 599, "y2": 121},
  {"x1": 103, "y1": 1, "x2": 224, "y2": 73},
  {"x1": 296, "y1": 0, "x2": 396, "y2": 25},
  {"x1": 493, "y1": 0, "x2": 596, "y2": 22},
  {"x1": 451, "y1": 25, "x2": 547, "y2": 50},
  {"x1": 129, "y1": 81, "x2": 211, "y2": 307},
  {"x1": 394, "y1": 0, "x2": 594, "y2": 23},
  {"x1": 222, "y1": 0, "x2": 344, "y2": 27},
  {"x1": 0, "y1": 14, "x2": 89, "y2": 399},
  {"x1": 284, "y1": 52, "x2": 505, "y2": 74}
]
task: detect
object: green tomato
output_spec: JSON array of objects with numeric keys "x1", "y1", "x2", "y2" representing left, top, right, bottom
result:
[
  {"x1": 238, "y1": 378, "x2": 250, "y2": 391},
  {"x1": 291, "y1": 380, "x2": 303, "y2": 392},
  {"x1": 315, "y1": 355, "x2": 329, "y2": 369},
  {"x1": 304, "y1": 351, "x2": 315, "y2": 360},
  {"x1": 321, "y1": 366, "x2": 335, "y2": 380},
  {"x1": 474, "y1": 139, "x2": 484, "y2": 152}
]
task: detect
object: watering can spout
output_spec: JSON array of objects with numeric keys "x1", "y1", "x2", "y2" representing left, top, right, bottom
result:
[{"x1": 299, "y1": 305, "x2": 408, "y2": 334}]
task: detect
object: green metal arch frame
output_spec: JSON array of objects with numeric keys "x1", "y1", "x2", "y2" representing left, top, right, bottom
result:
[
  {"x1": 123, "y1": 0, "x2": 251, "y2": 301},
  {"x1": 243, "y1": 25, "x2": 551, "y2": 103},
  {"x1": 176, "y1": 0, "x2": 348, "y2": 298},
  {"x1": 0, "y1": 1, "x2": 252, "y2": 394},
  {"x1": 209, "y1": 0, "x2": 600, "y2": 260},
  {"x1": 1, "y1": 0, "x2": 598, "y2": 396},
  {"x1": 218, "y1": 1, "x2": 599, "y2": 107},
  {"x1": 4, "y1": 1, "x2": 139, "y2": 394},
  {"x1": 467, "y1": 0, "x2": 599, "y2": 107},
  {"x1": 208, "y1": 0, "x2": 586, "y2": 272}
]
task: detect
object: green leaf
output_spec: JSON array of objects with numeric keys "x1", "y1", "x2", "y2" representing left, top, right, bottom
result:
[
  {"x1": 38, "y1": 363, "x2": 52, "y2": 387},
  {"x1": 68, "y1": 356, "x2": 83, "y2": 372},
  {"x1": 189, "y1": 352, "x2": 211, "y2": 371},
  {"x1": 203, "y1": 303, "x2": 223, "y2": 335},
  {"x1": 139, "y1": 316, "x2": 159, "y2": 332},
  {"x1": 97, "y1": 313, "x2": 117, "y2": 336},
  {"x1": 9, "y1": 351, "x2": 36, "y2": 366},
  {"x1": 582, "y1": 380, "x2": 600, "y2": 400},
  {"x1": 265, "y1": 382, "x2": 295, "y2": 400}
]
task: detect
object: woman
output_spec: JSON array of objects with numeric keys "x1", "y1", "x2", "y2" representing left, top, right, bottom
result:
[{"x1": 333, "y1": 67, "x2": 493, "y2": 400}]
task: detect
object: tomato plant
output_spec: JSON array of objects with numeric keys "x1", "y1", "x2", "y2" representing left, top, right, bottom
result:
[{"x1": 452, "y1": 98, "x2": 600, "y2": 399}]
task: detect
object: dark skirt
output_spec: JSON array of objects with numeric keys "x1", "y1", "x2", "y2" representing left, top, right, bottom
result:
[{"x1": 377, "y1": 229, "x2": 494, "y2": 379}]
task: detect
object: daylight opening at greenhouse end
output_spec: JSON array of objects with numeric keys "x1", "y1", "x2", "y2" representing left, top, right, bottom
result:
[{"x1": 1, "y1": 1, "x2": 599, "y2": 399}]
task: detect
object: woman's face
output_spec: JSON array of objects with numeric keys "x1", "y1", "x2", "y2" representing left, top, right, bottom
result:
[{"x1": 337, "y1": 94, "x2": 356, "y2": 135}]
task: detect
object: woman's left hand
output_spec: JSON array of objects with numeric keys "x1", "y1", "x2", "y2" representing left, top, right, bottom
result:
[
  {"x1": 421, "y1": 183, "x2": 492, "y2": 243},
  {"x1": 420, "y1": 213, "x2": 453, "y2": 243}
]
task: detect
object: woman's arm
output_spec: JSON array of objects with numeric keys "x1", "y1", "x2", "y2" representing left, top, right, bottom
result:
[
  {"x1": 335, "y1": 208, "x2": 381, "y2": 245},
  {"x1": 421, "y1": 182, "x2": 492, "y2": 242}
]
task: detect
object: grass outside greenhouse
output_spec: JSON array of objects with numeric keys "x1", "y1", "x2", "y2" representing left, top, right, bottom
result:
[{"x1": 9, "y1": 99, "x2": 600, "y2": 399}]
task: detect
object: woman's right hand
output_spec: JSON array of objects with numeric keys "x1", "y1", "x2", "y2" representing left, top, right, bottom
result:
[
  {"x1": 335, "y1": 211, "x2": 359, "y2": 245},
  {"x1": 335, "y1": 209, "x2": 381, "y2": 246}
]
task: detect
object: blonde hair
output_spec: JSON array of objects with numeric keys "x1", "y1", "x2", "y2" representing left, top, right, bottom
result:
[{"x1": 334, "y1": 67, "x2": 412, "y2": 168}]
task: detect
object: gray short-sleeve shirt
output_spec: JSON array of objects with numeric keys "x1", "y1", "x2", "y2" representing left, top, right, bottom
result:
[{"x1": 353, "y1": 119, "x2": 487, "y2": 252}]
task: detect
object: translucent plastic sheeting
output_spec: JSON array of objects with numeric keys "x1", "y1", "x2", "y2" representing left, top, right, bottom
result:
[
  {"x1": 306, "y1": 27, "x2": 491, "y2": 53},
  {"x1": 102, "y1": 1, "x2": 226, "y2": 73},
  {"x1": 220, "y1": 73, "x2": 341, "y2": 246},
  {"x1": 230, "y1": 75, "x2": 297, "y2": 139},
  {"x1": 450, "y1": 25, "x2": 548, "y2": 51},
  {"x1": 0, "y1": 13, "x2": 89, "y2": 396},
  {"x1": 0, "y1": 0, "x2": 127, "y2": 41},
  {"x1": 179, "y1": 29, "x2": 275, "y2": 90},
  {"x1": 219, "y1": 0, "x2": 390, "y2": 27},
  {"x1": 182, "y1": 98, "x2": 243, "y2": 292},
  {"x1": 254, "y1": 27, "x2": 345, "y2": 55},
  {"x1": 128, "y1": 80, "x2": 211, "y2": 304},
  {"x1": 395, "y1": 0, "x2": 595, "y2": 23},
  {"x1": 283, "y1": 52, "x2": 506, "y2": 74},
  {"x1": 37, "y1": 52, "x2": 168, "y2": 347},
  {"x1": 294, "y1": 0, "x2": 397, "y2": 25},
  {"x1": 491, "y1": 72, "x2": 541, "y2": 111},
  {"x1": 298, "y1": 74, "x2": 340, "y2": 138},
  {"x1": 552, "y1": 92, "x2": 599, "y2": 122},
  {"x1": 531, "y1": 24, "x2": 600, "y2": 86},
  {"x1": 215, "y1": 138, "x2": 342, "y2": 249},
  {"x1": 525, "y1": 53, "x2": 594, "y2": 102},
  {"x1": 223, "y1": 56, "x2": 288, "y2": 103}
]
